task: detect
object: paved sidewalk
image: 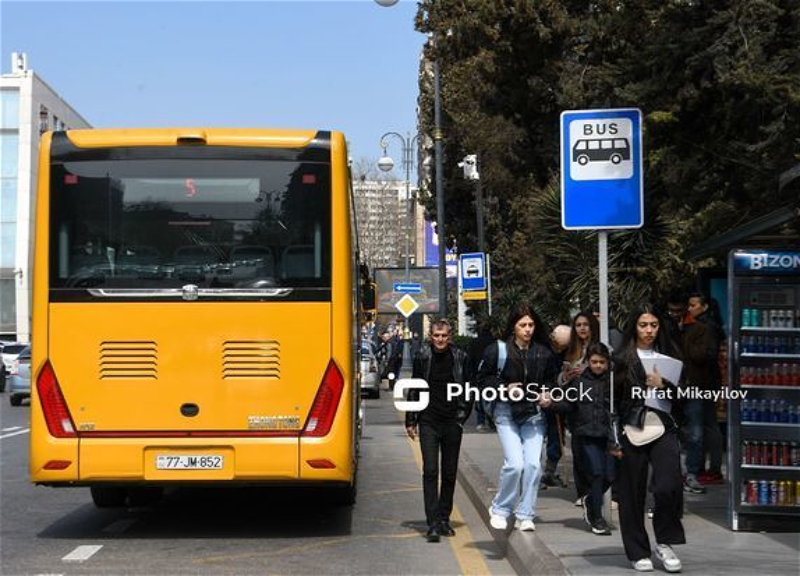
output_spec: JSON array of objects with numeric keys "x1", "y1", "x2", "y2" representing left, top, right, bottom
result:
[{"x1": 457, "y1": 427, "x2": 800, "y2": 575}]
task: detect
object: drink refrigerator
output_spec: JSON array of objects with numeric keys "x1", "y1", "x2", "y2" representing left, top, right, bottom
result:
[{"x1": 727, "y1": 250, "x2": 800, "y2": 531}]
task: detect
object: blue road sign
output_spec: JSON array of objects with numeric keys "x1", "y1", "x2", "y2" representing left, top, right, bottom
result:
[
  {"x1": 460, "y1": 252, "x2": 487, "y2": 291},
  {"x1": 560, "y1": 108, "x2": 643, "y2": 230},
  {"x1": 393, "y1": 282, "x2": 423, "y2": 294}
]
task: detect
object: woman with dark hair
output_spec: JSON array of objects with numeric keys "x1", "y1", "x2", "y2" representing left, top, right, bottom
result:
[
  {"x1": 476, "y1": 304, "x2": 558, "y2": 532},
  {"x1": 614, "y1": 304, "x2": 685, "y2": 573},
  {"x1": 560, "y1": 311, "x2": 601, "y2": 384}
]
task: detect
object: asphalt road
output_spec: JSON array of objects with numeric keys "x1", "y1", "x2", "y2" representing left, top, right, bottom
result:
[{"x1": 0, "y1": 391, "x2": 515, "y2": 576}]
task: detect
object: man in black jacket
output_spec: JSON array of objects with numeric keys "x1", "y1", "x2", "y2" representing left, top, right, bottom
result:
[{"x1": 405, "y1": 319, "x2": 473, "y2": 542}]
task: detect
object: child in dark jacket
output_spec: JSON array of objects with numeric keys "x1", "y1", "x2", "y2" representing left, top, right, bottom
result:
[{"x1": 541, "y1": 342, "x2": 616, "y2": 535}]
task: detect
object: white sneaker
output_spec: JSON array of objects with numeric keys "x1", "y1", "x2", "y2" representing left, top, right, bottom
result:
[
  {"x1": 655, "y1": 544, "x2": 682, "y2": 573},
  {"x1": 574, "y1": 496, "x2": 584, "y2": 507},
  {"x1": 489, "y1": 508, "x2": 507, "y2": 530},
  {"x1": 514, "y1": 519, "x2": 536, "y2": 531},
  {"x1": 631, "y1": 558, "x2": 654, "y2": 572}
]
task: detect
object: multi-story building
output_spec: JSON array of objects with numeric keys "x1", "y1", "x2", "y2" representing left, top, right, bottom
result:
[
  {"x1": 352, "y1": 178, "x2": 420, "y2": 271},
  {"x1": 0, "y1": 53, "x2": 91, "y2": 341}
]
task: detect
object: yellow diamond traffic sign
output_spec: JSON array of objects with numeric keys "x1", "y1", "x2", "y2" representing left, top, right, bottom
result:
[{"x1": 395, "y1": 294, "x2": 420, "y2": 318}]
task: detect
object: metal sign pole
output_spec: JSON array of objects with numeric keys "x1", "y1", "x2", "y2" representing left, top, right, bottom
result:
[
  {"x1": 599, "y1": 231, "x2": 610, "y2": 345},
  {"x1": 487, "y1": 254, "x2": 493, "y2": 317},
  {"x1": 599, "y1": 230, "x2": 613, "y2": 525}
]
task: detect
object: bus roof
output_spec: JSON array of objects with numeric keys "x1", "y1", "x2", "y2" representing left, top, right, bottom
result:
[{"x1": 60, "y1": 128, "x2": 338, "y2": 149}]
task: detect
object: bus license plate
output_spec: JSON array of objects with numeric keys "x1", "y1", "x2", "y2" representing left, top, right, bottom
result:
[{"x1": 155, "y1": 455, "x2": 224, "y2": 470}]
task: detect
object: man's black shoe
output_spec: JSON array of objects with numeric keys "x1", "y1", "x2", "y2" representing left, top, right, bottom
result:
[
  {"x1": 541, "y1": 471, "x2": 558, "y2": 487},
  {"x1": 439, "y1": 521, "x2": 456, "y2": 537},
  {"x1": 425, "y1": 524, "x2": 441, "y2": 542}
]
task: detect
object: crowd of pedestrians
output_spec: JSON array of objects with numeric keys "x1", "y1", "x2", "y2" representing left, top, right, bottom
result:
[{"x1": 398, "y1": 289, "x2": 727, "y2": 573}]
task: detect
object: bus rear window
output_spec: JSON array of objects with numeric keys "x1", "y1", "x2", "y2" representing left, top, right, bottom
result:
[{"x1": 49, "y1": 155, "x2": 331, "y2": 296}]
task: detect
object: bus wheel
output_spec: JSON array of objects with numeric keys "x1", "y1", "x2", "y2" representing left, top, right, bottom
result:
[
  {"x1": 90, "y1": 485, "x2": 127, "y2": 508},
  {"x1": 128, "y1": 487, "x2": 163, "y2": 507},
  {"x1": 577, "y1": 155, "x2": 589, "y2": 166},
  {"x1": 610, "y1": 154, "x2": 622, "y2": 164}
]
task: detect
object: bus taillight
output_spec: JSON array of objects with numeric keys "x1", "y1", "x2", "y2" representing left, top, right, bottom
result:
[
  {"x1": 302, "y1": 360, "x2": 344, "y2": 437},
  {"x1": 36, "y1": 361, "x2": 77, "y2": 438}
]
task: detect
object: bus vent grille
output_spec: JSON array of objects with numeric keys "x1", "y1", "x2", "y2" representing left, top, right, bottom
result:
[
  {"x1": 223, "y1": 340, "x2": 280, "y2": 379},
  {"x1": 99, "y1": 341, "x2": 158, "y2": 379}
]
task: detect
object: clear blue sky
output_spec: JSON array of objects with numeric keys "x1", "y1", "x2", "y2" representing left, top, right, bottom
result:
[{"x1": 1, "y1": 0, "x2": 425, "y2": 166}]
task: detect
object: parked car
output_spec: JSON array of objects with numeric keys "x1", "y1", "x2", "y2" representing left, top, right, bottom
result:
[
  {"x1": 1, "y1": 343, "x2": 28, "y2": 394},
  {"x1": 360, "y1": 342, "x2": 381, "y2": 399},
  {"x1": 8, "y1": 345, "x2": 30, "y2": 406}
]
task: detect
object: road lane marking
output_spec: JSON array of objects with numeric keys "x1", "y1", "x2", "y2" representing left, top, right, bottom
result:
[
  {"x1": 197, "y1": 533, "x2": 419, "y2": 564},
  {"x1": 362, "y1": 485, "x2": 421, "y2": 497},
  {"x1": 62, "y1": 545, "x2": 102, "y2": 563},
  {"x1": 1, "y1": 426, "x2": 22, "y2": 432},
  {"x1": 102, "y1": 519, "x2": 137, "y2": 534},
  {"x1": 0, "y1": 428, "x2": 30, "y2": 440}
]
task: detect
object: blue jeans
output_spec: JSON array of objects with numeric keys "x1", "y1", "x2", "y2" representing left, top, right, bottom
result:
[
  {"x1": 682, "y1": 398, "x2": 704, "y2": 475},
  {"x1": 490, "y1": 402, "x2": 547, "y2": 521}
]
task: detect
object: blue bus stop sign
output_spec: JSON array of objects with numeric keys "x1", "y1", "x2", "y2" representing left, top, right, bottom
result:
[{"x1": 560, "y1": 108, "x2": 643, "y2": 230}]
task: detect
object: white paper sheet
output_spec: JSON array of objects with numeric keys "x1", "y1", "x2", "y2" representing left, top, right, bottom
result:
[{"x1": 639, "y1": 353, "x2": 683, "y2": 387}]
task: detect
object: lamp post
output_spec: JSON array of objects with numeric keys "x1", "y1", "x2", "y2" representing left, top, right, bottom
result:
[
  {"x1": 378, "y1": 132, "x2": 418, "y2": 283},
  {"x1": 374, "y1": 0, "x2": 447, "y2": 317}
]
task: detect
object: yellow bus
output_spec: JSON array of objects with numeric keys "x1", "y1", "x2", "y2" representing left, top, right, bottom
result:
[{"x1": 30, "y1": 128, "x2": 360, "y2": 506}]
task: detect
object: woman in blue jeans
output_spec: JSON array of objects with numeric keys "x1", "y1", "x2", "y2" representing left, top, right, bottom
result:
[{"x1": 477, "y1": 305, "x2": 559, "y2": 531}]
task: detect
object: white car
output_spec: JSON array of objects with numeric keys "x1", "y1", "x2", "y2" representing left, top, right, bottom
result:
[
  {"x1": 360, "y1": 342, "x2": 381, "y2": 399},
  {"x1": 1, "y1": 343, "x2": 28, "y2": 393},
  {"x1": 8, "y1": 345, "x2": 31, "y2": 406}
]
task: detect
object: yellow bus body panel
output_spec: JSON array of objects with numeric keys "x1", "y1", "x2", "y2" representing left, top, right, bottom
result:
[{"x1": 48, "y1": 302, "x2": 330, "y2": 431}]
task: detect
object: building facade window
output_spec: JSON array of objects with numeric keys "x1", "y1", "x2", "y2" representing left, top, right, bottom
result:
[
  {"x1": 0, "y1": 222, "x2": 15, "y2": 268},
  {"x1": 0, "y1": 178, "x2": 16, "y2": 222},
  {"x1": 39, "y1": 104, "x2": 49, "y2": 134},
  {"x1": 0, "y1": 278, "x2": 15, "y2": 333},
  {"x1": 0, "y1": 133, "x2": 18, "y2": 177},
  {"x1": 0, "y1": 90, "x2": 19, "y2": 129}
]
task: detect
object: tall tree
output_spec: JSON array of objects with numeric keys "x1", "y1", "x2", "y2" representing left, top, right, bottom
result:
[{"x1": 415, "y1": 0, "x2": 800, "y2": 327}]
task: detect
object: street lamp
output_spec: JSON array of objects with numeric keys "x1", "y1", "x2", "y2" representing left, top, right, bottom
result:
[
  {"x1": 374, "y1": 0, "x2": 447, "y2": 317},
  {"x1": 378, "y1": 132, "x2": 418, "y2": 283}
]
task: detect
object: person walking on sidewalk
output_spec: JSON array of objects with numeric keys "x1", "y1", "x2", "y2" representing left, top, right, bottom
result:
[
  {"x1": 687, "y1": 291, "x2": 725, "y2": 485},
  {"x1": 404, "y1": 319, "x2": 473, "y2": 543},
  {"x1": 614, "y1": 304, "x2": 686, "y2": 573},
  {"x1": 560, "y1": 312, "x2": 601, "y2": 505},
  {"x1": 541, "y1": 342, "x2": 617, "y2": 536},
  {"x1": 476, "y1": 305, "x2": 558, "y2": 532},
  {"x1": 665, "y1": 289, "x2": 711, "y2": 495},
  {"x1": 468, "y1": 324, "x2": 497, "y2": 432},
  {"x1": 541, "y1": 324, "x2": 571, "y2": 488}
]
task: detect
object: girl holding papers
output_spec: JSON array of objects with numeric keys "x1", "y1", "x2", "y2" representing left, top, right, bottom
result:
[{"x1": 613, "y1": 304, "x2": 686, "y2": 573}]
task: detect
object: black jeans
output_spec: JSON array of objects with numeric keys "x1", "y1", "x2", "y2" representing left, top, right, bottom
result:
[
  {"x1": 419, "y1": 419, "x2": 463, "y2": 527},
  {"x1": 577, "y1": 436, "x2": 615, "y2": 522},
  {"x1": 572, "y1": 431, "x2": 591, "y2": 499},
  {"x1": 617, "y1": 427, "x2": 686, "y2": 561}
]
